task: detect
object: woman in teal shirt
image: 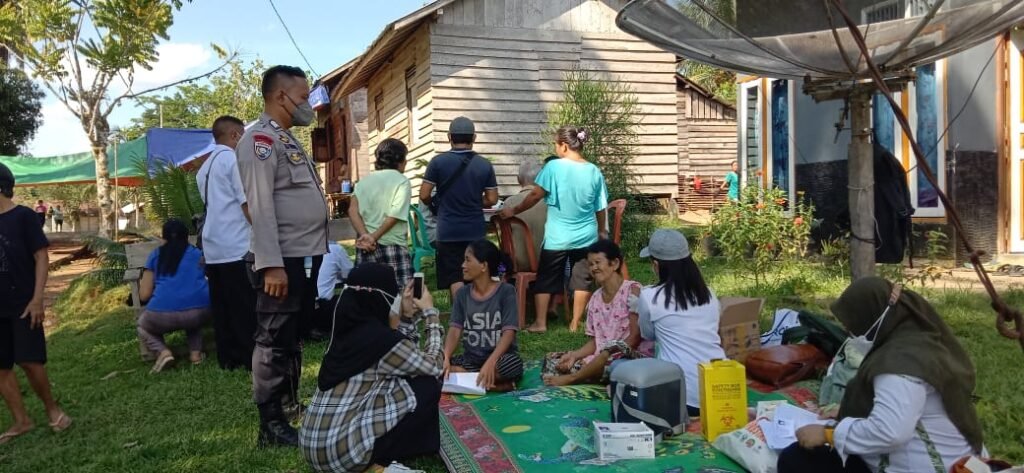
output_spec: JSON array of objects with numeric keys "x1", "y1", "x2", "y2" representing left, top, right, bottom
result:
[{"x1": 499, "y1": 126, "x2": 608, "y2": 333}]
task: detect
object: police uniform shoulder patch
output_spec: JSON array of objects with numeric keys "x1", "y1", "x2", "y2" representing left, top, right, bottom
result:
[
  {"x1": 278, "y1": 134, "x2": 291, "y2": 144},
  {"x1": 253, "y1": 134, "x2": 274, "y2": 160},
  {"x1": 287, "y1": 152, "x2": 303, "y2": 164}
]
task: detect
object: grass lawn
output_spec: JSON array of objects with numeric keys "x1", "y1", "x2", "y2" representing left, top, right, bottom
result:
[{"x1": 1, "y1": 248, "x2": 1022, "y2": 472}]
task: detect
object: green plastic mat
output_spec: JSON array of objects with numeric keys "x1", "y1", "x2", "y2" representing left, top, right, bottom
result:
[{"x1": 439, "y1": 363, "x2": 820, "y2": 473}]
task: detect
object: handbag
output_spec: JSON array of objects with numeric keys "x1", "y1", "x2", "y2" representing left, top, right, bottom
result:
[{"x1": 743, "y1": 344, "x2": 829, "y2": 388}]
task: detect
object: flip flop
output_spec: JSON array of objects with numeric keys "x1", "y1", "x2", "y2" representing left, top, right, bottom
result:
[
  {"x1": 49, "y1": 413, "x2": 72, "y2": 433},
  {"x1": 0, "y1": 426, "x2": 33, "y2": 445},
  {"x1": 524, "y1": 326, "x2": 547, "y2": 334},
  {"x1": 150, "y1": 352, "x2": 175, "y2": 374},
  {"x1": 190, "y1": 353, "x2": 206, "y2": 366}
]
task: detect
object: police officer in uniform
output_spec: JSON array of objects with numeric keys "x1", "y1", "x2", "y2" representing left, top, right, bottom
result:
[{"x1": 236, "y1": 65, "x2": 328, "y2": 447}]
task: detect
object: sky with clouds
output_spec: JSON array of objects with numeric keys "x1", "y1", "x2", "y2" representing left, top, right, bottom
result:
[{"x1": 27, "y1": 0, "x2": 426, "y2": 156}]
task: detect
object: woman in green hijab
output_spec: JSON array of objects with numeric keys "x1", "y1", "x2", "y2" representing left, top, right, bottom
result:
[{"x1": 778, "y1": 277, "x2": 984, "y2": 473}]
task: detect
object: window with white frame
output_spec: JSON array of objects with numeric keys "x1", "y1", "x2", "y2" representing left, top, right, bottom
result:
[
  {"x1": 740, "y1": 80, "x2": 763, "y2": 190},
  {"x1": 739, "y1": 79, "x2": 797, "y2": 205},
  {"x1": 870, "y1": 2, "x2": 946, "y2": 218},
  {"x1": 862, "y1": 0, "x2": 901, "y2": 23}
]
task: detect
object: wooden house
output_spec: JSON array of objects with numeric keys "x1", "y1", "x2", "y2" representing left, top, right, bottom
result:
[
  {"x1": 321, "y1": 0, "x2": 680, "y2": 200},
  {"x1": 675, "y1": 74, "x2": 737, "y2": 213}
]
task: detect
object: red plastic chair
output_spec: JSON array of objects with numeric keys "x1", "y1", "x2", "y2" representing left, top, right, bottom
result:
[
  {"x1": 493, "y1": 216, "x2": 568, "y2": 328},
  {"x1": 607, "y1": 199, "x2": 629, "y2": 279}
]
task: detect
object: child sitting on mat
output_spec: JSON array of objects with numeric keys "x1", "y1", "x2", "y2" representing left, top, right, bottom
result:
[
  {"x1": 442, "y1": 239, "x2": 524, "y2": 392},
  {"x1": 542, "y1": 240, "x2": 653, "y2": 386}
]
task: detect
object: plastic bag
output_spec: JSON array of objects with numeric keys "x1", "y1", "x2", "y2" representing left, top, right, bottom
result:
[{"x1": 712, "y1": 418, "x2": 778, "y2": 473}]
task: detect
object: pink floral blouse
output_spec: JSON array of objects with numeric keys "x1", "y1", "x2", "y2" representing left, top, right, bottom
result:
[{"x1": 584, "y1": 280, "x2": 654, "y2": 363}]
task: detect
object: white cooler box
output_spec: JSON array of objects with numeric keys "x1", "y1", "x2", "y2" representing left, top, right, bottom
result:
[{"x1": 610, "y1": 358, "x2": 688, "y2": 438}]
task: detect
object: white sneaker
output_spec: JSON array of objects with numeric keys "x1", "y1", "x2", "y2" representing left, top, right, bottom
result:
[{"x1": 383, "y1": 462, "x2": 425, "y2": 473}]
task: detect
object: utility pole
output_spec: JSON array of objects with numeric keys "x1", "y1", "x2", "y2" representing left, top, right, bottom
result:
[{"x1": 847, "y1": 86, "x2": 875, "y2": 280}]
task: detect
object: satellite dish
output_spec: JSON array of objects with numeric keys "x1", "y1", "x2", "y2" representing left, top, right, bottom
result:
[
  {"x1": 616, "y1": 0, "x2": 1024, "y2": 81},
  {"x1": 617, "y1": 0, "x2": 1024, "y2": 351}
]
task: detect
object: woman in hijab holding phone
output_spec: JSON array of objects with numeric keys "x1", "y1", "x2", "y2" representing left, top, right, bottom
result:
[
  {"x1": 299, "y1": 263, "x2": 444, "y2": 473},
  {"x1": 779, "y1": 277, "x2": 984, "y2": 473}
]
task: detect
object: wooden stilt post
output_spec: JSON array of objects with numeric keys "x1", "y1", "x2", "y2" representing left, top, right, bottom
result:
[{"x1": 848, "y1": 86, "x2": 875, "y2": 280}]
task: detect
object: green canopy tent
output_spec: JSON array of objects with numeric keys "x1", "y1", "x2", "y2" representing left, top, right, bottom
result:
[{"x1": 1, "y1": 138, "x2": 148, "y2": 187}]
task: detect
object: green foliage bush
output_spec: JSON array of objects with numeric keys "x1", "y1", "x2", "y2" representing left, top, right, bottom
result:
[
  {"x1": 709, "y1": 186, "x2": 814, "y2": 288},
  {"x1": 136, "y1": 160, "x2": 202, "y2": 234}
]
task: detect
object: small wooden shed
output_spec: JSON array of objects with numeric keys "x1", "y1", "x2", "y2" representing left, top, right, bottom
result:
[
  {"x1": 326, "y1": 0, "x2": 680, "y2": 199},
  {"x1": 675, "y1": 74, "x2": 738, "y2": 213}
]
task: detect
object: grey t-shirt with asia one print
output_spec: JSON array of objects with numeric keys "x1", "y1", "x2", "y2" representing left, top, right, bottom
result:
[{"x1": 449, "y1": 282, "x2": 519, "y2": 363}]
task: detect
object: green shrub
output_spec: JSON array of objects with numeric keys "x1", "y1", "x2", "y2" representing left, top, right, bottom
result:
[
  {"x1": 709, "y1": 186, "x2": 814, "y2": 289},
  {"x1": 136, "y1": 160, "x2": 203, "y2": 234}
]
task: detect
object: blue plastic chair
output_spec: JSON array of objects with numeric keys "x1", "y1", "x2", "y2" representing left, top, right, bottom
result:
[{"x1": 409, "y1": 205, "x2": 436, "y2": 272}]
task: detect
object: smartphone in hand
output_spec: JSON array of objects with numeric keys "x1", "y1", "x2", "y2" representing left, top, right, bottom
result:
[{"x1": 413, "y1": 272, "x2": 424, "y2": 299}]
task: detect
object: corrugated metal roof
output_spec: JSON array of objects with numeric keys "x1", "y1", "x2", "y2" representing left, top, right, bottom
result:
[{"x1": 335, "y1": 0, "x2": 458, "y2": 97}]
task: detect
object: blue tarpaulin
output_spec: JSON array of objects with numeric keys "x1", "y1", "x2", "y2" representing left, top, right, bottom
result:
[{"x1": 145, "y1": 128, "x2": 215, "y2": 170}]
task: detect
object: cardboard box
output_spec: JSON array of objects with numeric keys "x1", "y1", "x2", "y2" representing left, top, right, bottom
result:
[
  {"x1": 698, "y1": 359, "x2": 749, "y2": 442},
  {"x1": 718, "y1": 297, "x2": 764, "y2": 361},
  {"x1": 593, "y1": 421, "x2": 656, "y2": 461}
]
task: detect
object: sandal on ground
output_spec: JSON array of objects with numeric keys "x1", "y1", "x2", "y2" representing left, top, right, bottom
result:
[
  {"x1": 151, "y1": 352, "x2": 175, "y2": 373},
  {"x1": 0, "y1": 425, "x2": 33, "y2": 445},
  {"x1": 383, "y1": 462, "x2": 426, "y2": 473},
  {"x1": 49, "y1": 413, "x2": 72, "y2": 433},
  {"x1": 190, "y1": 353, "x2": 206, "y2": 366}
]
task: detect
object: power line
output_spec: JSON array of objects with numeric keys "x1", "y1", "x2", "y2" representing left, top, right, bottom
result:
[{"x1": 267, "y1": 0, "x2": 319, "y2": 77}]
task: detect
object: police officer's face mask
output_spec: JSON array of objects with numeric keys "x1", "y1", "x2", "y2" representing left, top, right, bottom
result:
[{"x1": 284, "y1": 93, "x2": 315, "y2": 127}]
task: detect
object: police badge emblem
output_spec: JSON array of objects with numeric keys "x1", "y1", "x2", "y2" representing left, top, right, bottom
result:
[
  {"x1": 288, "y1": 152, "x2": 303, "y2": 164},
  {"x1": 254, "y1": 134, "x2": 273, "y2": 160}
]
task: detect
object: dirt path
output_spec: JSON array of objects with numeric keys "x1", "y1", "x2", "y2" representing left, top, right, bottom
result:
[{"x1": 42, "y1": 249, "x2": 96, "y2": 330}]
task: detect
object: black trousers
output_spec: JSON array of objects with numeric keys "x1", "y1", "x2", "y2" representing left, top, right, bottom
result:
[
  {"x1": 370, "y1": 376, "x2": 442, "y2": 466},
  {"x1": 313, "y1": 296, "x2": 339, "y2": 336},
  {"x1": 207, "y1": 260, "x2": 257, "y2": 370},
  {"x1": 250, "y1": 256, "x2": 321, "y2": 407},
  {"x1": 777, "y1": 445, "x2": 872, "y2": 473}
]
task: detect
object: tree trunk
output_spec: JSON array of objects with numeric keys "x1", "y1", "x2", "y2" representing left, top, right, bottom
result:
[{"x1": 87, "y1": 115, "x2": 114, "y2": 237}]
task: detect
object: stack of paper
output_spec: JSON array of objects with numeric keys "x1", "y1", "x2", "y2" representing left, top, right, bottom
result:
[
  {"x1": 758, "y1": 403, "x2": 832, "y2": 450},
  {"x1": 442, "y1": 372, "x2": 485, "y2": 395}
]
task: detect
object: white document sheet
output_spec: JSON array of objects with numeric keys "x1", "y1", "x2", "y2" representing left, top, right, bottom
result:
[
  {"x1": 760, "y1": 403, "x2": 832, "y2": 450},
  {"x1": 442, "y1": 372, "x2": 486, "y2": 395}
]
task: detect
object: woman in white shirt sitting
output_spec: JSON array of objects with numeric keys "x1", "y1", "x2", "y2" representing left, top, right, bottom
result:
[
  {"x1": 633, "y1": 229, "x2": 725, "y2": 417},
  {"x1": 781, "y1": 277, "x2": 984, "y2": 473}
]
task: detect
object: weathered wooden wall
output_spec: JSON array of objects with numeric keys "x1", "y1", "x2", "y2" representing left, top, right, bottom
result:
[
  {"x1": 676, "y1": 86, "x2": 738, "y2": 213},
  {"x1": 429, "y1": 0, "x2": 678, "y2": 197},
  {"x1": 438, "y1": 0, "x2": 627, "y2": 32},
  {"x1": 347, "y1": 88, "x2": 371, "y2": 180},
  {"x1": 365, "y1": 24, "x2": 434, "y2": 188}
]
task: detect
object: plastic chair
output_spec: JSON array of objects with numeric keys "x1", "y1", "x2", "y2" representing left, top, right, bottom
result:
[
  {"x1": 493, "y1": 215, "x2": 568, "y2": 328},
  {"x1": 607, "y1": 199, "x2": 629, "y2": 280},
  {"x1": 409, "y1": 206, "x2": 435, "y2": 273}
]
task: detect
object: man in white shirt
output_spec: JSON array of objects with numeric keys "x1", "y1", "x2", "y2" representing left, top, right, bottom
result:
[
  {"x1": 197, "y1": 115, "x2": 255, "y2": 371},
  {"x1": 311, "y1": 242, "x2": 353, "y2": 340}
]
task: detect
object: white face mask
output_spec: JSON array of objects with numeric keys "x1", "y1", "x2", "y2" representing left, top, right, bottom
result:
[
  {"x1": 846, "y1": 306, "x2": 889, "y2": 357},
  {"x1": 844, "y1": 284, "x2": 902, "y2": 357}
]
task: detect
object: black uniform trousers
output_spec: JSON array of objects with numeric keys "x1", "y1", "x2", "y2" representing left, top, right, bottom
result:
[
  {"x1": 206, "y1": 260, "x2": 257, "y2": 370},
  {"x1": 250, "y1": 255, "x2": 322, "y2": 407}
]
